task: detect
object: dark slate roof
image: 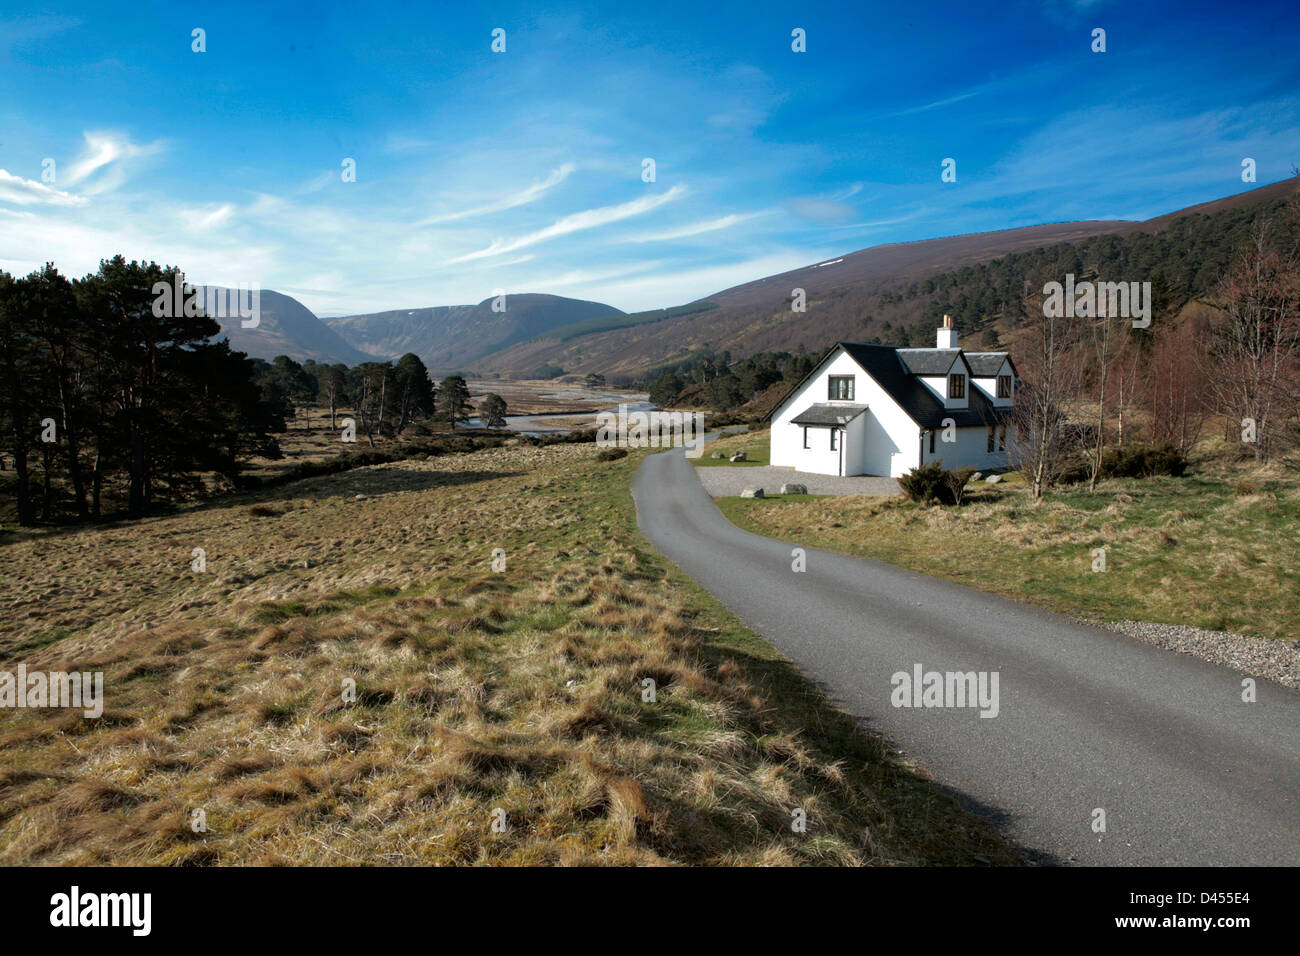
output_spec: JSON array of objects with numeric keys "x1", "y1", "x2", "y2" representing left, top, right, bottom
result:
[
  {"x1": 897, "y1": 348, "x2": 961, "y2": 376},
  {"x1": 837, "y1": 342, "x2": 1010, "y2": 429},
  {"x1": 790, "y1": 403, "x2": 869, "y2": 426},
  {"x1": 965, "y1": 352, "x2": 1010, "y2": 376}
]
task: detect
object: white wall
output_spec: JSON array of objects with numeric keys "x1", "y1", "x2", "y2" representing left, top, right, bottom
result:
[
  {"x1": 771, "y1": 349, "x2": 922, "y2": 477},
  {"x1": 924, "y1": 424, "x2": 1011, "y2": 472},
  {"x1": 972, "y1": 358, "x2": 1014, "y2": 407}
]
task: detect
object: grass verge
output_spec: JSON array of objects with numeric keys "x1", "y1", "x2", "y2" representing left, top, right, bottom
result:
[
  {"x1": 719, "y1": 465, "x2": 1299, "y2": 643},
  {"x1": 692, "y1": 428, "x2": 770, "y2": 467}
]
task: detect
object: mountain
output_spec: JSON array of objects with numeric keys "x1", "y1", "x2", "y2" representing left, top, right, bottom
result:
[
  {"x1": 324, "y1": 294, "x2": 624, "y2": 371},
  {"x1": 205, "y1": 288, "x2": 370, "y2": 365},
  {"x1": 204, "y1": 180, "x2": 1297, "y2": 376},
  {"x1": 471, "y1": 179, "x2": 1300, "y2": 379}
]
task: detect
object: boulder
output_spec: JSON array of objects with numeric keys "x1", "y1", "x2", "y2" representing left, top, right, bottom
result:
[
  {"x1": 729, "y1": 451, "x2": 747, "y2": 462},
  {"x1": 710, "y1": 451, "x2": 724, "y2": 459},
  {"x1": 984, "y1": 474, "x2": 1001, "y2": 484},
  {"x1": 780, "y1": 483, "x2": 808, "y2": 495},
  {"x1": 971, "y1": 472, "x2": 983, "y2": 481},
  {"x1": 740, "y1": 488, "x2": 765, "y2": 499}
]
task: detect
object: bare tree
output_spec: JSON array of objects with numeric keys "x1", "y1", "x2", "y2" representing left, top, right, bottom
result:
[
  {"x1": 1007, "y1": 289, "x2": 1085, "y2": 499},
  {"x1": 1148, "y1": 316, "x2": 1210, "y2": 454},
  {"x1": 355, "y1": 371, "x2": 377, "y2": 448},
  {"x1": 323, "y1": 365, "x2": 345, "y2": 430},
  {"x1": 1081, "y1": 310, "x2": 1123, "y2": 491},
  {"x1": 1203, "y1": 223, "x2": 1300, "y2": 463},
  {"x1": 1112, "y1": 341, "x2": 1141, "y2": 448}
]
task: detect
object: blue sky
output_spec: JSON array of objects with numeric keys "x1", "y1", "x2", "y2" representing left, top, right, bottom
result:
[{"x1": 1, "y1": 0, "x2": 1298, "y2": 316}]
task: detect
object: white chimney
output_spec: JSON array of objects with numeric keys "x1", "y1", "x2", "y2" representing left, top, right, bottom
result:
[{"x1": 936, "y1": 314, "x2": 959, "y2": 349}]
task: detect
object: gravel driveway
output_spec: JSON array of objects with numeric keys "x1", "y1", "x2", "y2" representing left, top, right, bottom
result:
[{"x1": 693, "y1": 464, "x2": 899, "y2": 497}]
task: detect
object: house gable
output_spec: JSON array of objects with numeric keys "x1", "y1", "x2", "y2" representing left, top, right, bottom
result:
[
  {"x1": 766, "y1": 320, "x2": 1015, "y2": 478},
  {"x1": 770, "y1": 345, "x2": 923, "y2": 477},
  {"x1": 835, "y1": 343, "x2": 1000, "y2": 428}
]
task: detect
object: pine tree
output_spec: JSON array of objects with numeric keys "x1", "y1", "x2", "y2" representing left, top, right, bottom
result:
[{"x1": 437, "y1": 375, "x2": 472, "y2": 429}]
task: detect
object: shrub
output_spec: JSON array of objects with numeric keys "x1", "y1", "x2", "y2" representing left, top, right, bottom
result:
[
  {"x1": 1099, "y1": 443, "x2": 1187, "y2": 478},
  {"x1": 943, "y1": 468, "x2": 976, "y2": 506},
  {"x1": 596, "y1": 448, "x2": 628, "y2": 462},
  {"x1": 1059, "y1": 443, "x2": 1188, "y2": 484},
  {"x1": 899, "y1": 463, "x2": 973, "y2": 505}
]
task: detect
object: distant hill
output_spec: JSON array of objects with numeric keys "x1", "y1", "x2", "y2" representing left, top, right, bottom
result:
[
  {"x1": 324, "y1": 294, "x2": 624, "y2": 372},
  {"x1": 206, "y1": 288, "x2": 370, "y2": 365},
  {"x1": 204, "y1": 179, "x2": 1298, "y2": 377},
  {"x1": 472, "y1": 178, "x2": 1300, "y2": 379}
]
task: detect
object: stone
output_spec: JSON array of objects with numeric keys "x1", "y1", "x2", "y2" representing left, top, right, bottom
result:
[
  {"x1": 780, "y1": 483, "x2": 808, "y2": 495},
  {"x1": 984, "y1": 474, "x2": 1001, "y2": 484},
  {"x1": 971, "y1": 472, "x2": 983, "y2": 481},
  {"x1": 740, "y1": 488, "x2": 764, "y2": 499},
  {"x1": 729, "y1": 451, "x2": 747, "y2": 462},
  {"x1": 710, "y1": 451, "x2": 724, "y2": 459}
]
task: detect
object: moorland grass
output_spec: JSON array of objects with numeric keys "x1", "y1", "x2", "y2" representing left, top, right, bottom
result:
[
  {"x1": 720, "y1": 459, "x2": 1300, "y2": 643},
  {"x1": 0, "y1": 440, "x2": 1019, "y2": 865}
]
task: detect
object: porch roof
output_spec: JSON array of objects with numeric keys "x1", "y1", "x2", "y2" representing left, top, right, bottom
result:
[{"x1": 790, "y1": 403, "x2": 869, "y2": 427}]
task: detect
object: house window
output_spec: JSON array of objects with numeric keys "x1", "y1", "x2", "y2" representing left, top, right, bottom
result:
[
  {"x1": 802, "y1": 427, "x2": 809, "y2": 449},
  {"x1": 987, "y1": 426, "x2": 995, "y2": 453},
  {"x1": 948, "y1": 374, "x2": 965, "y2": 399},
  {"x1": 998, "y1": 425, "x2": 1007, "y2": 451},
  {"x1": 929, "y1": 430, "x2": 935, "y2": 454},
  {"x1": 828, "y1": 376, "x2": 854, "y2": 401},
  {"x1": 997, "y1": 374, "x2": 1011, "y2": 399},
  {"x1": 829, "y1": 429, "x2": 838, "y2": 451}
]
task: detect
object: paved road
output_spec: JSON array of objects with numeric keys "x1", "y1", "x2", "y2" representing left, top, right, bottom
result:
[{"x1": 631, "y1": 447, "x2": 1300, "y2": 865}]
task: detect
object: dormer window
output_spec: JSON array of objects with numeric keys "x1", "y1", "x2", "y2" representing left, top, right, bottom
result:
[
  {"x1": 997, "y1": 374, "x2": 1011, "y2": 398},
  {"x1": 828, "y1": 375, "x2": 854, "y2": 401},
  {"x1": 948, "y1": 374, "x2": 965, "y2": 399}
]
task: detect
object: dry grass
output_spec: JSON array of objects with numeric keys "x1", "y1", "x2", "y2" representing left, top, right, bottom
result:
[
  {"x1": 0, "y1": 441, "x2": 1017, "y2": 865},
  {"x1": 721, "y1": 453, "x2": 1300, "y2": 643},
  {"x1": 691, "y1": 429, "x2": 770, "y2": 467}
]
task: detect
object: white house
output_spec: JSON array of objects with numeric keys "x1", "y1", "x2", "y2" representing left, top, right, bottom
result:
[{"x1": 769, "y1": 315, "x2": 1016, "y2": 477}]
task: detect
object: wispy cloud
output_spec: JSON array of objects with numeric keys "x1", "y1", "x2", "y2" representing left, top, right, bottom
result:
[
  {"x1": 62, "y1": 131, "x2": 164, "y2": 195},
  {"x1": 619, "y1": 211, "x2": 765, "y2": 243},
  {"x1": 418, "y1": 163, "x2": 577, "y2": 225},
  {"x1": 886, "y1": 90, "x2": 979, "y2": 117},
  {"x1": 447, "y1": 184, "x2": 688, "y2": 263},
  {"x1": 296, "y1": 170, "x2": 336, "y2": 195},
  {"x1": 0, "y1": 169, "x2": 87, "y2": 207},
  {"x1": 180, "y1": 203, "x2": 235, "y2": 231}
]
